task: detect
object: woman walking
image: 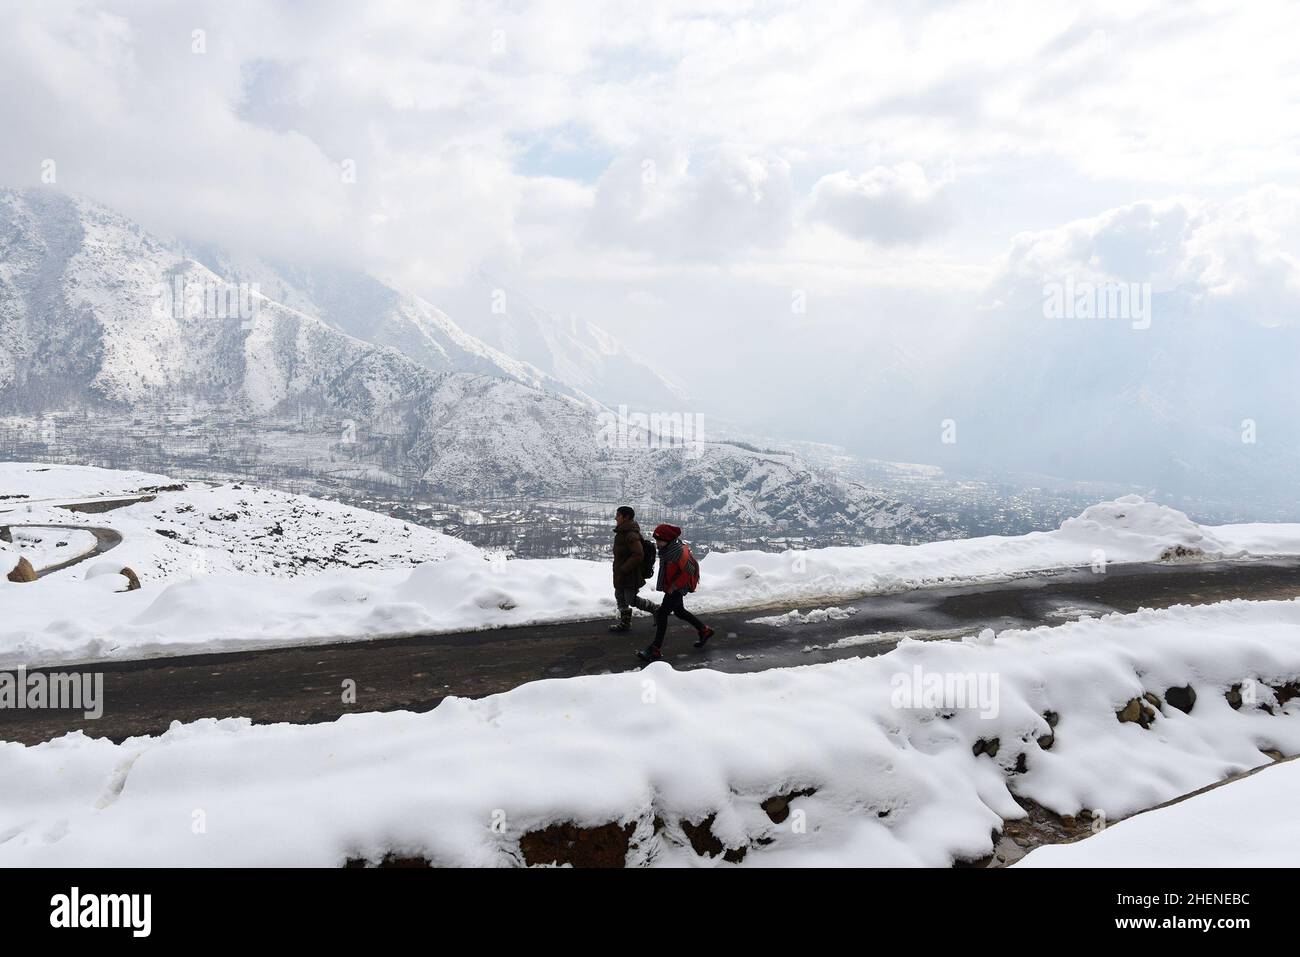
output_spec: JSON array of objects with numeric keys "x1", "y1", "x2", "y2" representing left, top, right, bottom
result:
[{"x1": 637, "y1": 523, "x2": 714, "y2": 663}]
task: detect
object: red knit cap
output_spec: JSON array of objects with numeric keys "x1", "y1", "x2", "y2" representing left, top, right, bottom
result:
[{"x1": 652, "y1": 523, "x2": 681, "y2": 542}]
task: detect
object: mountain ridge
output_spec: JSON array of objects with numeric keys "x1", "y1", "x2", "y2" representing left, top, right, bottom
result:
[{"x1": 0, "y1": 186, "x2": 950, "y2": 540}]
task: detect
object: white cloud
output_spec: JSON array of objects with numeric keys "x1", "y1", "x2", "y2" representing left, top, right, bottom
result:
[
  {"x1": 3, "y1": 0, "x2": 1300, "y2": 456},
  {"x1": 3, "y1": 0, "x2": 1299, "y2": 290},
  {"x1": 808, "y1": 162, "x2": 951, "y2": 245},
  {"x1": 587, "y1": 144, "x2": 794, "y2": 258},
  {"x1": 991, "y1": 187, "x2": 1300, "y2": 325}
]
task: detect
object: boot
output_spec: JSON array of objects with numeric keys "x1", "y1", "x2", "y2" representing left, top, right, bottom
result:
[
  {"x1": 607, "y1": 608, "x2": 633, "y2": 633},
  {"x1": 636, "y1": 644, "x2": 663, "y2": 663},
  {"x1": 693, "y1": 626, "x2": 715, "y2": 649}
]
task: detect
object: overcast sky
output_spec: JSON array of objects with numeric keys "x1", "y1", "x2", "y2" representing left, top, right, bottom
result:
[{"x1": 3, "y1": 0, "x2": 1299, "y2": 476}]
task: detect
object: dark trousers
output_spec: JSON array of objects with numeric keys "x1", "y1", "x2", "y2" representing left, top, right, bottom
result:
[
  {"x1": 652, "y1": 589, "x2": 706, "y2": 648},
  {"x1": 615, "y1": 586, "x2": 657, "y2": 620}
]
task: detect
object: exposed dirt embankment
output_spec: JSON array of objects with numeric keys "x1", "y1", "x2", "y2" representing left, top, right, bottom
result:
[{"x1": 56, "y1": 494, "x2": 156, "y2": 514}]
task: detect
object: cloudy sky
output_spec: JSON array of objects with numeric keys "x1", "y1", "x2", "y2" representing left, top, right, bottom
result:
[{"x1": 3, "y1": 0, "x2": 1298, "y2": 490}]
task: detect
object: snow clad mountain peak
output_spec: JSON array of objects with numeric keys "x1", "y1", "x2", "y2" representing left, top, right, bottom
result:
[{"x1": 0, "y1": 186, "x2": 945, "y2": 539}]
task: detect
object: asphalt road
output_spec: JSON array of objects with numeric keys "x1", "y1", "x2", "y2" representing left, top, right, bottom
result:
[{"x1": 2, "y1": 557, "x2": 1298, "y2": 746}]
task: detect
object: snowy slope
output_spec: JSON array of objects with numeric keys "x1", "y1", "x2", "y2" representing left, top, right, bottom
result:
[
  {"x1": 0, "y1": 188, "x2": 562, "y2": 408},
  {"x1": 0, "y1": 461, "x2": 174, "y2": 503},
  {"x1": 1019, "y1": 757, "x2": 1300, "y2": 867},
  {"x1": 1, "y1": 465, "x2": 479, "y2": 585},
  {"x1": 187, "y1": 249, "x2": 599, "y2": 405},
  {"x1": 2, "y1": 597, "x2": 1297, "y2": 866}
]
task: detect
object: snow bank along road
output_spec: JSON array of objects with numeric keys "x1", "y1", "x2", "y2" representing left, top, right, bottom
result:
[
  {"x1": 3, "y1": 596, "x2": 1297, "y2": 867},
  {"x1": 5, "y1": 468, "x2": 1300, "y2": 866},
  {"x1": 3, "y1": 556, "x2": 1297, "y2": 746}
]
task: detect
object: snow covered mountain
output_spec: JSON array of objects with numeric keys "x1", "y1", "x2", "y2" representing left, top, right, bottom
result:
[
  {"x1": 178, "y1": 254, "x2": 682, "y2": 412},
  {"x1": 638, "y1": 442, "x2": 934, "y2": 535},
  {"x1": 182, "y1": 249, "x2": 601, "y2": 405},
  {"x1": 0, "y1": 187, "x2": 946, "y2": 538},
  {"x1": 0, "y1": 188, "x2": 603, "y2": 491}
]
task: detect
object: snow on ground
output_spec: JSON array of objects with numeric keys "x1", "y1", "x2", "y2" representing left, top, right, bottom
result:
[
  {"x1": 3, "y1": 528, "x2": 98, "y2": 572},
  {"x1": 0, "y1": 461, "x2": 173, "y2": 504},
  {"x1": 4, "y1": 480, "x2": 1300, "y2": 666},
  {"x1": 1, "y1": 473, "x2": 480, "y2": 585},
  {"x1": 801, "y1": 631, "x2": 927, "y2": 653},
  {"x1": 2, "y1": 598, "x2": 1297, "y2": 866},
  {"x1": 1059, "y1": 497, "x2": 1232, "y2": 558},
  {"x1": 1202, "y1": 521, "x2": 1300, "y2": 557},
  {"x1": 1019, "y1": 757, "x2": 1300, "y2": 868},
  {"x1": 748, "y1": 606, "x2": 858, "y2": 627}
]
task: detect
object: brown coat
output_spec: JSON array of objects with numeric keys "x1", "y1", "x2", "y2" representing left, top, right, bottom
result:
[{"x1": 612, "y1": 520, "x2": 647, "y2": 587}]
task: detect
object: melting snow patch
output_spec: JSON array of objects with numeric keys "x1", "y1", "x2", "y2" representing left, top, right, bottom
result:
[
  {"x1": 748, "y1": 606, "x2": 858, "y2": 627},
  {"x1": 802, "y1": 632, "x2": 900, "y2": 653}
]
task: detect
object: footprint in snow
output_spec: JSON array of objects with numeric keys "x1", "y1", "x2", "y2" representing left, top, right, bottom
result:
[{"x1": 94, "y1": 753, "x2": 141, "y2": 809}]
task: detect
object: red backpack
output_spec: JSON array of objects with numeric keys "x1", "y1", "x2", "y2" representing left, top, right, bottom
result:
[{"x1": 682, "y1": 544, "x2": 701, "y2": 593}]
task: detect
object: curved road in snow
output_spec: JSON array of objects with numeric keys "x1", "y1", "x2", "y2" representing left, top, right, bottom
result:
[
  {"x1": 0, "y1": 488, "x2": 238, "y2": 580},
  {"x1": 1, "y1": 491, "x2": 151, "y2": 578},
  {"x1": 1, "y1": 524, "x2": 123, "y2": 578},
  {"x1": 2, "y1": 556, "x2": 1298, "y2": 745}
]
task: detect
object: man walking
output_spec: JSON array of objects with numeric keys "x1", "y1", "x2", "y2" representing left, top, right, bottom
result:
[
  {"x1": 637, "y1": 523, "x2": 714, "y2": 662},
  {"x1": 609, "y1": 505, "x2": 658, "y2": 632}
]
